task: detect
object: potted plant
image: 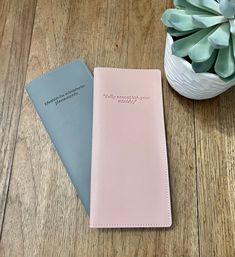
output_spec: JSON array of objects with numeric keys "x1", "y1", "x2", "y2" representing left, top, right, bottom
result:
[{"x1": 162, "y1": 0, "x2": 235, "y2": 100}]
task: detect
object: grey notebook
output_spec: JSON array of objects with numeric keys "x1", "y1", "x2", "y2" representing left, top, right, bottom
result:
[{"x1": 26, "y1": 59, "x2": 93, "y2": 214}]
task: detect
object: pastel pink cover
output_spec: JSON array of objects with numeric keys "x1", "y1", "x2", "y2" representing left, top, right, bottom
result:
[{"x1": 90, "y1": 68, "x2": 172, "y2": 228}]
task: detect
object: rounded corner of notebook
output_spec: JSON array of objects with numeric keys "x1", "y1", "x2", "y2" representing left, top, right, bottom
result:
[{"x1": 165, "y1": 218, "x2": 172, "y2": 228}]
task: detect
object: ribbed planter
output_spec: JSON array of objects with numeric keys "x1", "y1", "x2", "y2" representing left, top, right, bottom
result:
[{"x1": 164, "y1": 33, "x2": 235, "y2": 100}]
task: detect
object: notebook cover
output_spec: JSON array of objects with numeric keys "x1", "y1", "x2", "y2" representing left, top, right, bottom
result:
[
  {"x1": 26, "y1": 59, "x2": 93, "y2": 214},
  {"x1": 90, "y1": 68, "x2": 172, "y2": 228}
]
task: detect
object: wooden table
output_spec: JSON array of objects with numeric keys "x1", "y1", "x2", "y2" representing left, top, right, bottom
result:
[{"x1": 0, "y1": 0, "x2": 234, "y2": 256}]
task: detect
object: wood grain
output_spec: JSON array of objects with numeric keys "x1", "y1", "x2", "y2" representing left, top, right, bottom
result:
[
  {"x1": 0, "y1": 0, "x2": 36, "y2": 233},
  {"x1": 0, "y1": 0, "x2": 234, "y2": 256},
  {"x1": 195, "y1": 89, "x2": 235, "y2": 257}
]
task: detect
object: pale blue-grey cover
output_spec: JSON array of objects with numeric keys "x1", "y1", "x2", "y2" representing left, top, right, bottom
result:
[{"x1": 26, "y1": 59, "x2": 93, "y2": 214}]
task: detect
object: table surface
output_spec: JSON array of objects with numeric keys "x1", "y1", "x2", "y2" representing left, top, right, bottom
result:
[{"x1": 0, "y1": 0, "x2": 234, "y2": 256}]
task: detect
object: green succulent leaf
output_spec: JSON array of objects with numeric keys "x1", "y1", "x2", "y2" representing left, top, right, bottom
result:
[
  {"x1": 167, "y1": 27, "x2": 199, "y2": 37},
  {"x1": 169, "y1": 14, "x2": 198, "y2": 31},
  {"x1": 188, "y1": 27, "x2": 218, "y2": 62},
  {"x1": 232, "y1": 34, "x2": 235, "y2": 58},
  {"x1": 215, "y1": 40, "x2": 235, "y2": 78},
  {"x1": 219, "y1": 0, "x2": 235, "y2": 18},
  {"x1": 161, "y1": 9, "x2": 175, "y2": 27},
  {"x1": 208, "y1": 23, "x2": 230, "y2": 48},
  {"x1": 229, "y1": 19, "x2": 235, "y2": 35},
  {"x1": 161, "y1": 9, "x2": 213, "y2": 28},
  {"x1": 192, "y1": 15, "x2": 227, "y2": 28},
  {"x1": 172, "y1": 27, "x2": 212, "y2": 57},
  {"x1": 192, "y1": 50, "x2": 218, "y2": 73},
  {"x1": 186, "y1": 0, "x2": 221, "y2": 15}
]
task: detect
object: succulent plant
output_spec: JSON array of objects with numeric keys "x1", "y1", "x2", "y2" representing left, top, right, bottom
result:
[{"x1": 162, "y1": 0, "x2": 235, "y2": 81}]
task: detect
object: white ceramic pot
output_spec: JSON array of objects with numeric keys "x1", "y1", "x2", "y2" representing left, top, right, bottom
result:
[{"x1": 164, "y1": 33, "x2": 235, "y2": 100}]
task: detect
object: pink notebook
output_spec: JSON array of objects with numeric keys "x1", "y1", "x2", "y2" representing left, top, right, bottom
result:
[{"x1": 90, "y1": 68, "x2": 172, "y2": 228}]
